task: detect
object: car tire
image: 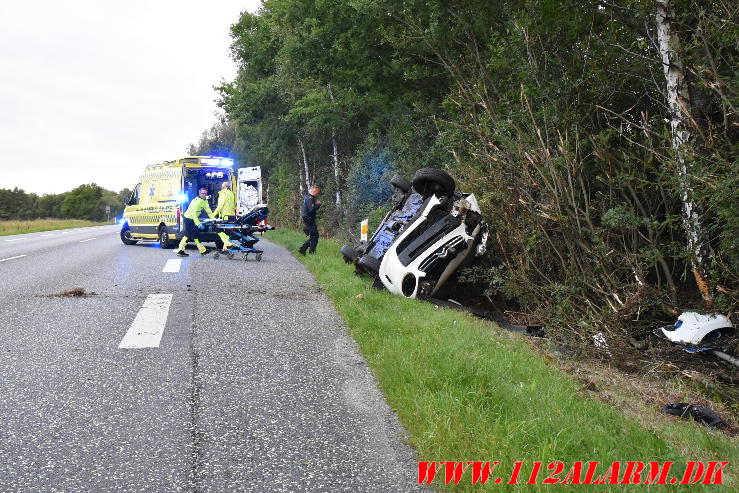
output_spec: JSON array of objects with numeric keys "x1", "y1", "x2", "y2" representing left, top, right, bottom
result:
[
  {"x1": 158, "y1": 226, "x2": 174, "y2": 249},
  {"x1": 340, "y1": 245, "x2": 358, "y2": 264},
  {"x1": 412, "y1": 168, "x2": 455, "y2": 197},
  {"x1": 390, "y1": 174, "x2": 412, "y2": 193},
  {"x1": 357, "y1": 254, "x2": 381, "y2": 276},
  {"x1": 120, "y1": 224, "x2": 138, "y2": 245}
]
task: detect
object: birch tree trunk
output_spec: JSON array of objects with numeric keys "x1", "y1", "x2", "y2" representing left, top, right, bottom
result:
[
  {"x1": 298, "y1": 137, "x2": 311, "y2": 192},
  {"x1": 327, "y1": 83, "x2": 342, "y2": 207},
  {"x1": 297, "y1": 157, "x2": 304, "y2": 196},
  {"x1": 656, "y1": 0, "x2": 713, "y2": 305}
]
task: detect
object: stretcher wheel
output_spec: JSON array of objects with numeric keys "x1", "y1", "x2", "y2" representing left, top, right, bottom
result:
[
  {"x1": 213, "y1": 251, "x2": 220, "y2": 259},
  {"x1": 227, "y1": 251, "x2": 235, "y2": 259},
  {"x1": 242, "y1": 252, "x2": 248, "y2": 261},
  {"x1": 255, "y1": 252, "x2": 263, "y2": 262}
]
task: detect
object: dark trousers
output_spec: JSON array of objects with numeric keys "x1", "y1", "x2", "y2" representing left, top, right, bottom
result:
[
  {"x1": 182, "y1": 218, "x2": 201, "y2": 241},
  {"x1": 300, "y1": 220, "x2": 319, "y2": 253}
]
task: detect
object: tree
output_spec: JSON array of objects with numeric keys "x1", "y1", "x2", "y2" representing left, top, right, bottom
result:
[{"x1": 61, "y1": 184, "x2": 105, "y2": 221}]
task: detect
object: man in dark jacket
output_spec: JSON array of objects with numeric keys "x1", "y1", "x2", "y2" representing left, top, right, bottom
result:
[{"x1": 298, "y1": 185, "x2": 321, "y2": 255}]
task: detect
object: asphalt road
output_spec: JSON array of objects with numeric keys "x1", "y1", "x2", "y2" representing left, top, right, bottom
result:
[{"x1": 0, "y1": 226, "x2": 421, "y2": 492}]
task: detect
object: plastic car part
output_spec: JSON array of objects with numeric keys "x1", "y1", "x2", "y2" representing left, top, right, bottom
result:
[
  {"x1": 660, "y1": 312, "x2": 734, "y2": 345},
  {"x1": 662, "y1": 403, "x2": 723, "y2": 427},
  {"x1": 412, "y1": 167, "x2": 455, "y2": 198},
  {"x1": 355, "y1": 192, "x2": 425, "y2": 276}
]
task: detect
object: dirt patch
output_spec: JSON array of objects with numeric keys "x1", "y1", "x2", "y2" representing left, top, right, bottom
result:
[{"x1": 49, "y1": 287, "x2": 97, "y2": 298}]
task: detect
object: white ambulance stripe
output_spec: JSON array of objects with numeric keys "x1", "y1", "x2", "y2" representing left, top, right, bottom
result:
[
  {"x1": 118, "y1": 294, "x2": 173, "y2": 349},
  {"x1": 162, "y1": 259, "x2": 181, "y2": 273},
  {"x1": 0, "y1": 255, "x2": 27, "y2": 262}
]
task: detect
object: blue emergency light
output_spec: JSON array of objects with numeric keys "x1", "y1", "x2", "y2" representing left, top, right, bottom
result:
[{"x1": 201, "y1": 157, "x2": 233, "y2": 167}]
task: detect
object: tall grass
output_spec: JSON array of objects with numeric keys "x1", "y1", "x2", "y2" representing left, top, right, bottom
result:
[
  {"x1": 269, "y1": 229, "x2": 737, "y2": 491},
  {"x1": 0, "y1": 219, "x2": 108, "y2": 236}
]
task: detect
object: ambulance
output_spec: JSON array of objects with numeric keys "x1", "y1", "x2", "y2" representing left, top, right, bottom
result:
[{"x1": 120, "y1": 156, "x2": 238, "y2": 249}]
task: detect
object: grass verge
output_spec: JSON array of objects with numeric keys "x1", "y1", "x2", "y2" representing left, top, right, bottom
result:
[
  {"x1": 0, "y1": 219, "x2": 108, "y2": 236},
  {"x1": 268, "y1": 230, "x2": 737, "y2": 491}
]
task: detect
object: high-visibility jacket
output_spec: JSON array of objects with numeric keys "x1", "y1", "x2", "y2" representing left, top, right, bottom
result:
[
  {"x1": 214, "y1": 189, "x2": 236, "y2": 217},
  {"x1": 184, "y1": 197, "x2": 214, "y2": 226}
]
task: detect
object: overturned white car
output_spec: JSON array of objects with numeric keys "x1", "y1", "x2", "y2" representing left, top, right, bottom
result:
[{"x1": 342, "y1": 168, "x2": 488, "y2": 299}]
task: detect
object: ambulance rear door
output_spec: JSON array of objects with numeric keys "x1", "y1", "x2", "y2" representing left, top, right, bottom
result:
[{"x1": 237, "y1": 166, "x2": 262, "y2": 213}]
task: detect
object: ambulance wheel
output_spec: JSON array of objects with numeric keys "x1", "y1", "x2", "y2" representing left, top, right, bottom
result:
[
  {"x1": 213, "y1": 251, "x2": 220, "y2": 259},
  {"x1": 227, "y1": 251, "x2": 235, "y2": 259},
  {"x1": 120, "y1": 224, "x2": 138, "y2": 245},
  {"x1": 256, "y1": 252, "x2": 263, "y2": 262},
  {"x1": 158, "y1": 226, "x2": 174, "y2": 249},
  {"x1": 214, "y1": 238, "x2": 224, "y2": 249}
]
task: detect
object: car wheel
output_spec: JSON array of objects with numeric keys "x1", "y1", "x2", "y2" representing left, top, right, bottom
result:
[
  {"x1": 412, "y1": 168, "x2": 455, "y2": 197},
  {"x1": 340, "y1": 245, "x2": 358, "y2": 264},
  {"x1": 158, "y1": 226, "x2": 174, "y2": 248},
  {"x1": 120, "y1": 224, "x2": 138, "y2": 245},
  {"x1": 357, "y1": 255, "x2": 381, "y2": 276},
  {"x1": 390, "y1": 174, "x2": 412, "y2": 193}
]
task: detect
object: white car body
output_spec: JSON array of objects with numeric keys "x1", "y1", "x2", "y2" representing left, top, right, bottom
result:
[{"x1": 379, "y1": 193, "x2": 487, "y2": 298}]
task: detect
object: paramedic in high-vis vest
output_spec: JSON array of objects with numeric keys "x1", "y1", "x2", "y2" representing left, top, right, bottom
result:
[
  {"x1": 213, "y1": 181, "x2": 236, "y2": 253},
  {"x1": 174, "y1": 188, "x2": 214, "y2": 257}
]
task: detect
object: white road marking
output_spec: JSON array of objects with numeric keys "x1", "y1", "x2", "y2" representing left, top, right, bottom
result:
[
  {"x1": 40, "y1": 233, "x2": 55, "y2": 237},
  {"x1": 79, "y1": 238, "x2": 96, "y2": 243},
  {"x1": 0, "y1": 255, "x2": 27, "y2": 263},
  {"x1": 118, "y1": 294, "x2": 173, "y2": 349},
  {"x1": 162, "y1": 259, "x2": 182, "y2": 273},
  {"x1": 4, "y1": 238, "x2": 27, "y2": 242}
]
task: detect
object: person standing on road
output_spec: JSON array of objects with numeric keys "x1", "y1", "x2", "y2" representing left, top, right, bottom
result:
[
  {"x1": 298, "y1": 185, "x2": 321, "y2": 255},
  {"x1": 213, "y1": 181, "x2": 237, "y2": 253},
  {"x1": 174, "y1": 187, "x2": 214, "y2": 257}
]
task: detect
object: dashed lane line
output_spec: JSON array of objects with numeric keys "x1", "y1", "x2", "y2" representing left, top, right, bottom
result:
[
  {"x1": 0, "y1": 255, "x2": 27, "y2": 263},
  {"x1": 118, "y1": 294, "x2": 173, "y2": 349},
  {"x1": 162, "y1": 259, "x2": 182, "y2": 273},
  {"x1": 4, "y1": 238, "x2": 27, "y2": 242},
  {"x1": 79, "y1": 238, "x2": 96, "y2": 243}
]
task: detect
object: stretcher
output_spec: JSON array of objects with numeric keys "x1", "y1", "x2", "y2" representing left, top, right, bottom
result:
[{"x1": 199, "y1": 205, "x2": 274, "y2": 261}]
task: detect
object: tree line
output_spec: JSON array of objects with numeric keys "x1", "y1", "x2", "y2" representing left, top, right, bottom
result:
[
  {"x1": 0, "y1": 184, "x2": 130, "y2": 222},
  {"x1": 191, "y1": 0, "x2": 736, "y2": 350}
]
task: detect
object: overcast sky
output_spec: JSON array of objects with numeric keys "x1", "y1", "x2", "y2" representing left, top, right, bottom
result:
[{"x1": 0, "y1": 1, "x2": 262, "y2": 196}]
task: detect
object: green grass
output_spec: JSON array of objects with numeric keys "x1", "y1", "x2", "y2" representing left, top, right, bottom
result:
[
  {"x1": 0, "y1": 219, "x2": 109, "y2": 236},
  {"x1": 269, "y1": 229, "x2": 737, "y2": 492}
]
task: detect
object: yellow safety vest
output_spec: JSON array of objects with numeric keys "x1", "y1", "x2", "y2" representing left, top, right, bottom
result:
[
  {"x1": 214, "y1": 189, "x2": 236, "y2": 217},
  {"x1": 184, "y1": 197, "x2": 214, "y2": 226}
]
